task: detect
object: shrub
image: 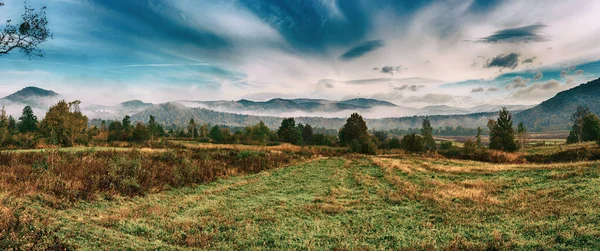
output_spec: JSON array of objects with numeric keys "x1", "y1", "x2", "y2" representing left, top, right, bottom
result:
[
  {"x1": 440, "y1": 141, "x2": 453, "y2": 151},
  {"x1": 400, "y1": 134, "x2": 424, "y2": 153}
]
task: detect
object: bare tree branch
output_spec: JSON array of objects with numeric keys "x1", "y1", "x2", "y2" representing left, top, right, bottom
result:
[{"x1": 0, "y1": 3, "x2": 52, "y2": 59}]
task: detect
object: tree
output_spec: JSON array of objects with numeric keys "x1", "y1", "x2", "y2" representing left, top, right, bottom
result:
[
  {"x1": 188, "y1": 118, "x2": 197, "y2": 139},
  {"x1": 300, "y1": 123, "x2": 313, "y2": 145},
  {"x1": 373, "y1": 130, "x2": 387, "y2": 148},
  {"x1": 338, "y1": 113, "x2": 369, "y2": 146},
  {"x1": 568, "y1": 105, "x2": 592, "y2": 143},
  {"x1": 107, "y1": 121, "x2": 123, "y2": 142},
  {"x1": 0, "y1": 3, "x2": 52, "y2": 58},
  {"x1": 277, "y1": 118, "x2": 301, "y2": 144},
  {"x1": 132, "y1": 123, "x2": 150, "y2": 142},
  {"x1": 488, "y1": 108, "x2": 518, "y2": 152},
  {"x1": 517, "y1": 122, "x2": 528, "y2": 151},
  {"x1": 120, "y1": 115, "x2": 133, "y2": 141},
  {"x1": 147, "y1": 115, "x2": 163, "y2": 140},
  {"x1": 17, "y1": 105, "x2": 37, "y2": 133},
  {"x1": 39, "y1": 100, "x2": 88, "y2": 146},
  {"x1": 475, "y1": 127, "x2": 482, "y2": 147},
  {"x1": 7, "y1": 115, "x2": 16, "y2": 133},
  {"x1": 209, "y1": 125, "x2": 224, "y2": 143},
  {"x1": 400, "y1": 133, "x2": 424, "y2": 153},
  {"x1": 580, "y1": 114, "x2": 600, "y2": 142},
  {"x1": 566, "y1": 130, "x2": 579, "y2": 144},
  {"x1": 421, "y1": 117, "x2": 436, "y2": 151}
]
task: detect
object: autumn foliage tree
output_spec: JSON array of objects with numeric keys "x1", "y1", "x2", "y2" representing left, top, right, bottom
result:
[{"x1": 40, "y1": 100, "x2": 88, "y2": 146}]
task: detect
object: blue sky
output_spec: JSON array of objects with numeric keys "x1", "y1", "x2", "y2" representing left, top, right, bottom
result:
[{"x1": 0, "y1": 0, "x2": 599, "y2": 107}]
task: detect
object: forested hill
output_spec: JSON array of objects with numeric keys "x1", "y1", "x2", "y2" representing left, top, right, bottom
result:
[
  {"x1": 131, "y1": 102, "x2": 497, "y2": 130},
  {"x1": 514, "y1": 78, "x2": 600, "y2": 131}
]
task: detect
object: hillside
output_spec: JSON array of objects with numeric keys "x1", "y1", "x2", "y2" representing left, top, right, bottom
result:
[
  {"x1": 2, "y1": 86, "x2": 59, "y2": 102},
  {"x1": 515, "y1": 78, "x2": 600, "y2": 131},
  {"x1": 132, "y1": 102, "x2": 497, "y2": 130}
]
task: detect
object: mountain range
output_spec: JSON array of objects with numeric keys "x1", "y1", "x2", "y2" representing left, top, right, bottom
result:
[{"x1": 2, "y1": 77, "x2": 599, "y2": 131}]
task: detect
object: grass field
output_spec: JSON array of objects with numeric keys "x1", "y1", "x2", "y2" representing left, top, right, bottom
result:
[{"x1": 2, "y1": 147, "x2": 600, "y2": 249}]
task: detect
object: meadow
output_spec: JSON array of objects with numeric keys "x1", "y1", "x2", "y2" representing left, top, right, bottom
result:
[{"x1": 1, "y1": 140, "x2": 599, "y2": 250}]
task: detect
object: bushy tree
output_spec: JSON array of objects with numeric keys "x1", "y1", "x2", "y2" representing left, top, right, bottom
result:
[
  {"x1": 580, "y1": 114, "x2": 600, "y2": 142},
  {"x1": 400, "y1": 133, "x2": 424, "y2": 153},
  {"x1": 277, "y1": 118, "x2": 301, "y2": 144},
  {"x1": 18, "y1": 105, "x2": 37, "y2": 133},
  {"x1": 244, "y1": 121, "x2": 271, "y2": 145},
  {"x1": 107, "y1": 121, "x2": 123, "y2": 142},
  {"x1": 568, "y1": 105, "x2": 591, "y2": 143},
  {"x1": 188, "y1": 118, "x2": 197, "y2": 139},
  {"x1": 40, "y1": 100, "x2": 88, "y2": 146},
  {"x1": 338, "y1": 113, "x2": 368, "y2": 146},
  {"x1": 132, "y1": 123, "x2": 150, "y2": 142},
  {"x1": 300, "y1": 123, "x2": 313, "y2": 145},
  {"x1": 388, "y1": 137, "x2": 402, "y2": 149},
  {"x1": 209, "y1": 125, "x2": 224, "y2": 143},
  {"x1": 488, "y1": 108, "x2": 518, "y2": 152},
  {"x1": 421, "y1": 117, "x2": 436, "y2": 151}
]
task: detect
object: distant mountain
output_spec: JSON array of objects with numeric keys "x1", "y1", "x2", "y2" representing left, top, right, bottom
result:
[
  {"x1": 2, "y1": 86, "x2": 59, "y2": 102},
  {"x1": 339, "y1": 98, "x2": 396, "y2": 108},
  {"x1": 0, "y1": 87, "x2": 63, "y2": 116},
  {"x1": 418, "y1": 104, "x2": 532, "y2": 116},
  {"x1": 515, "y1": 78, "x2": 600, "y2": 131},
  {"x1": 131, "y1": 102, "x2": 497, "y2": 130},
  {"x1": 181, "y1": 97, "x2": 398, "y2": 115},
  {"x1": 119, "y1": 100, "x2": 153, "y2": 109}
]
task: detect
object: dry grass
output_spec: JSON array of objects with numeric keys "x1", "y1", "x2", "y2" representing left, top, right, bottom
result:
[{"x1": 0, "y1": 148, "x2": 310, "y2": 202}]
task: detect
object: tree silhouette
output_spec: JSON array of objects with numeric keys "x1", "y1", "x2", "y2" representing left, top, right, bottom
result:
[{"x1": 0, "y1": 2, "x2": 52, "y2": 58}]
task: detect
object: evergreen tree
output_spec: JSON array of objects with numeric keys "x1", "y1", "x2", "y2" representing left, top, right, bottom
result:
[
  {"x1": 517, "y1": 122, "x2": 528, "y2": 150},
  {"x1": 107, "y1": 121, "x2": 123, "y2": 142},
  {"x1": 7, "y1": 115, "x2": 16, "y2": 133},
  {"x1": 148, "y1": 115, "x2": 159, "y2": 140},
  {"x1": 277, "y1": 118, "x2": 301, "y2": 144},
  {"x1": 301, "y1": 123, "x2": 313, "y2": 145},
  {"x1": 18, "y1": 105, "x2": 38, "y2": 133},
  {"x1": 120, "y1": 115, "x2": 133, "y2": 141},
  {"x1": 188, "y1": 118, "x2": 197, "y2": 139},
  {"x1": 475, "y1": 126, "x2": 482, "y2": 147},
  {"x1": 488, "y1": 107, "x2": 518, "y2": 152},
  {"x1": 421, "y1": 117, "x2": 436, "y2": 151},
  {"x1": 209, "y1": 125, "x2": 224, "y2": 143}
]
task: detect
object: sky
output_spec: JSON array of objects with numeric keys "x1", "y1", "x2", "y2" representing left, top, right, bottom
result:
[{"x1": 0, "y1": 0, "x2": 599, "y2": 108}]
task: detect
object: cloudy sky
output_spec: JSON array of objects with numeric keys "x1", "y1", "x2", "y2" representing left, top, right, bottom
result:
[{"x1": 1, "y1": 0, "x2": 599, "y2": 108}]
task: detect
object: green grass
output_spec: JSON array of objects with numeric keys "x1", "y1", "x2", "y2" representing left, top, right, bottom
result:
[{"x1": 6, "y1": 155, "x2": 599, "y2": 249}]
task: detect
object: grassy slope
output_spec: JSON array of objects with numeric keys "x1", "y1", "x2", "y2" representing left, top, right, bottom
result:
[{"x1": 12, "y1": 156, "x2": 598, "y2": 250}]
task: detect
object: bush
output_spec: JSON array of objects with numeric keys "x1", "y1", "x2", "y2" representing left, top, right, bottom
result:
[
  {"x1": 388, "y1": 137, "x2": 401, "y2": 149},
  {"x1": 440, "y1": 141, "x2": 453, "y2": 151},
  {"x1": 400, "y1": 134, "x2": 424, "y2": 153},
  {"x1": 348, "y1": 137, "x2": 377, "y2": 155}
]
